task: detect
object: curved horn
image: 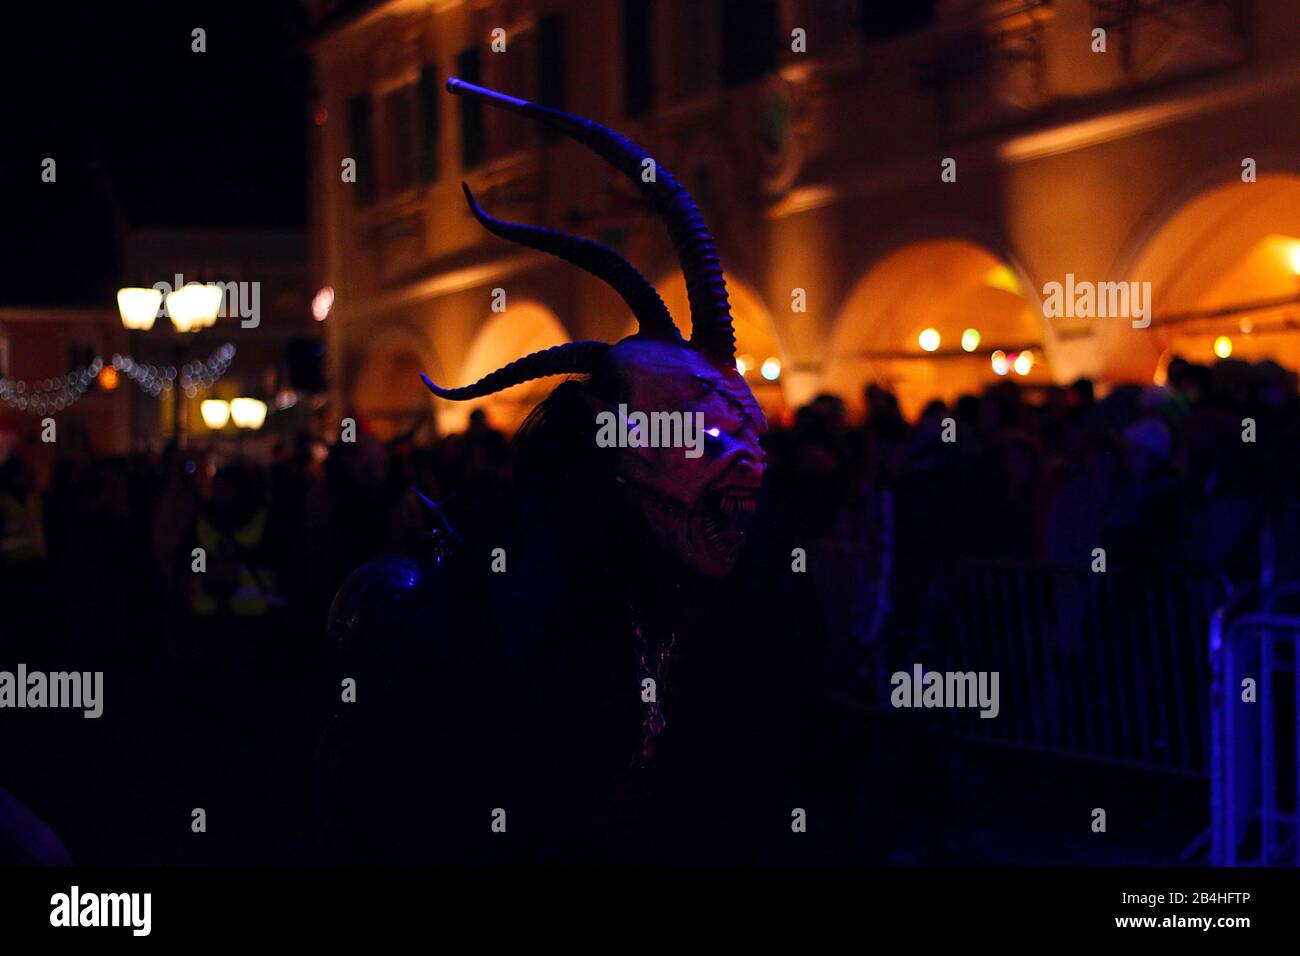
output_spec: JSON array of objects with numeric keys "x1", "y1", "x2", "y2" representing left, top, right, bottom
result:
[
  {"x1": 420, "y1": 341, "x2": 610, "y2": 401},
  {"x1": 446, "y1": 78, "x2": 735, "y2": 364},
  {"x1": 460, "y1": 183, "x2": 680, "y2": 341}
]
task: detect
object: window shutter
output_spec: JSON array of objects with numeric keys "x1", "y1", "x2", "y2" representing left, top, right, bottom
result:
[
  {"x1": 622, "y1": 0, "x2": 653, "y2": 117},
  {"x1": 457, "y1": 48, "x2": 485, "y2": 169},
  {"x1": 721, "y1": 0, "x2": 778, "y2": 87},
  {"x1": 538, "y1": 14, "x2": 566, "y2": 143},
  {"x1": 538, "y1": 13, "x2": 566, "y2": 111},
  {"x1": 346, "y1": 92, "x2": 376, "y2": 206},
  {"x1": 418, "y1": 65, "x2": 440, "y2": 183}
]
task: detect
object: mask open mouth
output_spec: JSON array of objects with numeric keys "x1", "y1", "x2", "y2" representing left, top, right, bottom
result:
[{"x1": 700, "y1": 487, "x2": 759, "y2": 552}]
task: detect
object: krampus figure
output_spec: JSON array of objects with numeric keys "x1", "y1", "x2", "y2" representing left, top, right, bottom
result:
[{"x1": 319, "y1": 80, "x2": 822, "y2": 864}]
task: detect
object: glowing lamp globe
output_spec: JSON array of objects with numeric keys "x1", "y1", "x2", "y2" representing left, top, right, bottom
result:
[
  {"x1": 230, "y1": 397, "x2": 268, "y2": 430},
  {"x1": 200, "y1": 399, "x2": 231, "y2": 430},
  {"x1": 166, "y1": 283, "x2": 223, "y2": 333},
  {"x1": 117, "y1": 288, "x2": 162, "y2": 331}
]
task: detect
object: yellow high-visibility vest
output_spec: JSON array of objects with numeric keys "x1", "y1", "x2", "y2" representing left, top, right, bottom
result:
[
  {"x1": 191, "y1": 508, "x2": 279, "y2": 617},
  {"x1": 0, "y1": 491, "x2": 45, "y2": 565}
]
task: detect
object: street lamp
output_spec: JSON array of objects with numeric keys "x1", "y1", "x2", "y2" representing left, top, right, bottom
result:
[
  {"x1": 116, "y1": 288, "x2": 162, "y2": 330},
  {"x1": 165, "y1": 283, "x2": 223, "y2": 333},
  {"x1": 229, "y1": 397, "x2": 267, "y2": 430},
  {"x1": 118, "y1": 282, "x2": 223, "y2": 443},
  {"x1": 117, "y1": 288, "x2": 163, "y2": 447},
  {"x1": 200, "y1": 399, "x2": 231, "y2": 430}
]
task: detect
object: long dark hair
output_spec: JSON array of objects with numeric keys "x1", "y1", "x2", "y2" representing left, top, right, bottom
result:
[{"x1": 511, "y1": 363, "x2": 625, "y2": 549}]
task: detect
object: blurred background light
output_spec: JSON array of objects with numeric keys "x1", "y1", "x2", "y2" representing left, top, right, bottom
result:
[
  {"x1": 230, "y1": 397, "x2": 268, "y2": 429},
  {"x1": 166, "y1": 283, "x2": 223, "y2": 333},
  {"x1": 200, "y1": 399, "x2": 230, "y2": 429},
  {"x1": 312, "y1": 285, "x2": 334, "y2": 322},
  {"x1": 116, "y1": 288, "x2": 162, "y2": 331}
]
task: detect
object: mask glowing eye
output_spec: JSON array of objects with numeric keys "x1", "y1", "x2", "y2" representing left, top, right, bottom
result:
[{"x1": 705, "y1": 427, "x2": 721, "y2": 438}]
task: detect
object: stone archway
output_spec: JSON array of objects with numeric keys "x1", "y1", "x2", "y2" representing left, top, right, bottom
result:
[
  {"x1": 442, "y1": 301, "x2": 572, "y2": 433},
  {"x1": 653, "y1": 271, "x2": 787, "y2": 415},
  {"x1": 1109, "y1": 173, "x2": 1300, "y2": 380},
  {"x1": 826, "y1": 238, "x2": 1044, "y2": 418},
  {"x1": 351, "y1": 328, "x2": 439, "y2": 441}
]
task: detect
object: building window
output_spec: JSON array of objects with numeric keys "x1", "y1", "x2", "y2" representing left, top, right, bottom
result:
[
  {"x1": 664, "y1": 0, "x2": 716, "y2": 103},
  {"x1": 376, "y1": 82, "x2": 418, "y2": 197},
  {"x1": 789, "y1": 0, "x2": 863, "y2": 57},
  {"x1": 721, "y1": 0, "x2": 778, "y2": 87},
  {"x1": 861, "y1": 0, "x2": 936, "y2": 43},
  {"x1": 457, "y1": 48, "x2": 486, "y2": 169},
  {"x1": 538, "y1": 13, "x2": 566, "y2": 111},
  {"x1": 460, "y1": 15, "x2": 565, "y2": 164},
  {"x1": 538, "y1": 13, "x2": 567, "y2": 144},
  {"x1": 418, "y1": 65, "x2": 440, "y2": 183},
  {"x1": 346, "y1": 92, "x2": 377, "y2": 206},
  {"x1": 483, "y1": 28, "x2": 538, "y2": 160},
  {"x1": 622, "y1": 0, "x2": 653, "y2": 117}
]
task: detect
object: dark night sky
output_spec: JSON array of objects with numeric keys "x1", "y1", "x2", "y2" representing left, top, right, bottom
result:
[{"x1": 0, "y1": 0, "x2": 310, "y2": 307}]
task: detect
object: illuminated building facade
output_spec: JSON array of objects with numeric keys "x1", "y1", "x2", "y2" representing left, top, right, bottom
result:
[{"x1": 306, "y1": 0, "x2": 1300, "y2": 431}]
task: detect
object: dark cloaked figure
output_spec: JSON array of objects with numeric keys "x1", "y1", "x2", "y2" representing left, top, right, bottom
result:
[{"x1": 318, "y1": 80, "x2": 825, "y2": 864}]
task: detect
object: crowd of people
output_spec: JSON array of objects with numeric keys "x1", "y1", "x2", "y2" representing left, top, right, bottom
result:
[
  {"x1": 769, "y1": 356, "x2": 1300, "y2": 581},
  {"x1": 2, "y1": 355, "x2": 1297, "y2": 863}
]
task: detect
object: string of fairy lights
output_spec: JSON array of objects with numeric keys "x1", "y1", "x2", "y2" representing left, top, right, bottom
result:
[{"x1": 0, "y1": 344, "x2": 236, "y2": 415}]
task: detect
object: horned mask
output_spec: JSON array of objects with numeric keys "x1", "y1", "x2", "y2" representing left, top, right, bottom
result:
[{"x1": 423, "y1": 79, "x2": 766, "y2": 576}]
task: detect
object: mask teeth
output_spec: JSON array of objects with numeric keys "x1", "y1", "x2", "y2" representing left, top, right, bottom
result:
[
  {"x1": 719, "y1": 493, "x2": 755, "y2": 515},
  {"x1": 703, "y1": 515, "x2": 724, "y2": 545}
]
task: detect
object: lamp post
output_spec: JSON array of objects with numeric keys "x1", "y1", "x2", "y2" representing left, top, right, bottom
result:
[
  {"x1": 117, "y1": 283, "x2": 223, "y2": 444},
  {"x1": 201, "y1": 396, "x2": 266, "y2": 459},
  {"x1": 115, "y1": 288, "x2": 161, "y2": 449}
]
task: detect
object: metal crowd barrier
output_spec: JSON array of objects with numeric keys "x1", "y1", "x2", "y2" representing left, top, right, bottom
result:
[
  {"x1": 944, "y1": 560, "x2": 1222, "y2": 776},
  {"x1": 1211, "y1": 583, "x2": 1300, "y2": 866},
  {"x1": 810, "y1": 543, "x2": 1224, "y2": 776}
]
